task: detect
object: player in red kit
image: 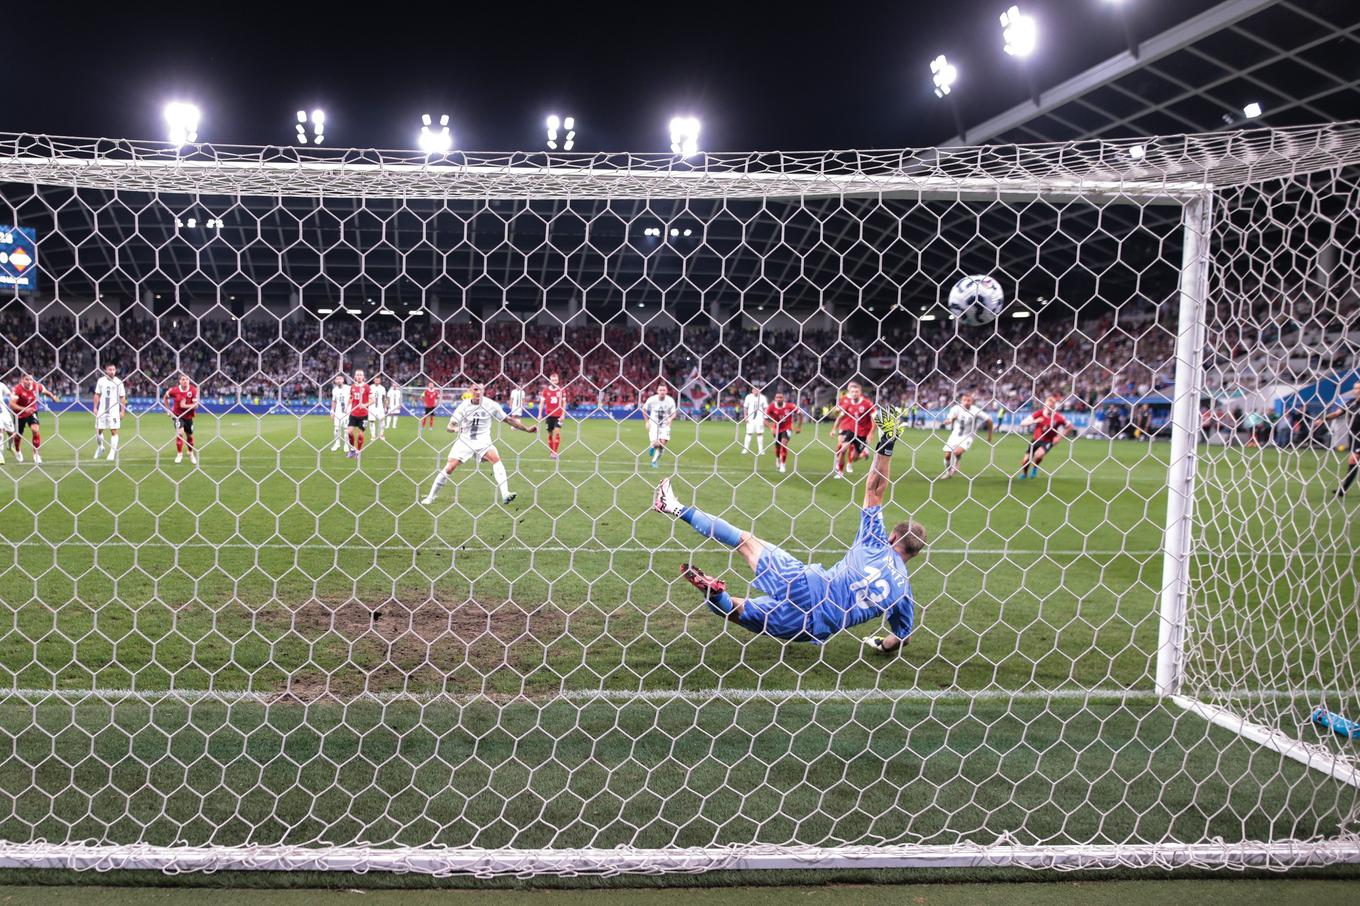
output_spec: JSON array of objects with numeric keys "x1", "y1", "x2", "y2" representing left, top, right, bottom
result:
[
  {"x1": 420, "y1": 381, "x2": 440, "y2": 430},
  {"x1": 163, "y1": 373, "x2": 201, "y2": 465},
  {"x1": 1017, "y1": 395, "x2": 1072, "y2": 480},
  {"x1": 347, "y1": 369, "x2": 372, "y2": 457},
  {"x1": 832, "y1": 382, "x2": 875, "y2": 479},
  {"x1": 9, "y1": 373, "x2": 58, "y2": 465},
  {"x1": 765, "y1": 392, "x2": 800, "y2": 474},
  {"x1": 539, "y1": 372, "x2": 567, "y2": 460}
]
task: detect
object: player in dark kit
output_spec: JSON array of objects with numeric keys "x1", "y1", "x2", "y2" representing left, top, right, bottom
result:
[
  {"x1": 163, "y1": 373, "x2": 201, "y2": 465},
  {"x1": 540, "y1": 372, "x2": 567, "y2": 460},
  {"x1": 832, "y1": 382, "x2": 875, "y2": 479},
  {"x1": 9, "y1": 373, "x2": 59, "y2": 465},
  {"x1": 765, "y1": 392, "x2": 800, "y2": 473},
  {"x1": 346, "y1": 370, "x2": 372, "y2": 457},
  {"x1": 421, "y1": 381, "x2": 439, "y2": 430},
  {"x1": 1017, "y1": 395, "x2": 1072, "y2": 480},
  {"x1": 1317, "y1": 388, "x2": 1359, "y2": 500}
]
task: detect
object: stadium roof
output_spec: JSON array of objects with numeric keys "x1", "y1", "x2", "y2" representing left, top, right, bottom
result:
[{"x1": 948, "y1": 0, "x2": 1360, "y2": 146}]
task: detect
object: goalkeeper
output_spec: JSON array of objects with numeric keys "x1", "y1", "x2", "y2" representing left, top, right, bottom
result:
[{"x1": 653, "y1": 406, "x2": 926, "y2": 653}]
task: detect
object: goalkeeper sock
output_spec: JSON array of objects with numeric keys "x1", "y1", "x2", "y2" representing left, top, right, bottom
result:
[
  {"x1": 1342, "y1": 462, "x2": 1358, "y2": 494},
  {"x1": 491, "y1": 461, "x2": 510, "y2": 498},
  {"x1": 679, "y1": 506, "x2": 743, "y2": 547},
  {"x1": 705, "y1": 590, "x2": 736, "y2": 618}
]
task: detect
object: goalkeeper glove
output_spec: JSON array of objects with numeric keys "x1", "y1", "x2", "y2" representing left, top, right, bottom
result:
[
  {"x1": 873, "y1": 405, "x2": 909, "y2": 457},
  {"x1": 862, "y1": 636, "x2": 898, "y2": 656}
]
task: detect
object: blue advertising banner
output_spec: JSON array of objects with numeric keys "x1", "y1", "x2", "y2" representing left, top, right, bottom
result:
[{"x1": 0, "y1": 226, "x2": 37, "y2": 293}]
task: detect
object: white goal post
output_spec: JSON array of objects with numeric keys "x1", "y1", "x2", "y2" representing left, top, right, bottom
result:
[{"x1": 0, "y1": 123, "x2": 1357, "y2": 876}]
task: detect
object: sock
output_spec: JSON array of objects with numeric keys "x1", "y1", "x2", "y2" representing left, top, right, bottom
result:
[
  {"x1": 492, "y1": 460, "x2": 510, "y2": 498},
  {"x1": 679, "y1": 506, "x2": 743, "y2": 547},
  {"x1": 705, "y1": 590, "x2": 735, "y2": 618},
  {"x1": 356, "y1": 433, "x2": 364, "y2": 451},
  {"x1": 756, "y1": 436, "x2": 764, "y2": 455},
  {"x1": 96, "y1": 435, "x2": 105, "y2": 455},
  {"x1": 176, "y1": 437, "x2": 184, "y2": 453},
  {"x1": 428, "y1": 470, "x2": 449, "y2": 498},
  {"x1": 652, "y1": 446, "x2": 662, "y2": 463},
  {"x1": 109, "y1": 435, "x2": 119, "y2": 455},
  {"x1": 646, "y1": 445, "x2": 654, "y2": 458},
  {"x1": 185, "y1": 435, "x2": 193, "y2": 452},
  {"x1": 742, "y1": 435, "x2": 751, "y2": 453},
  {"x1": 1342, "y1": 462, "x2": 1358, "y2": 493}
]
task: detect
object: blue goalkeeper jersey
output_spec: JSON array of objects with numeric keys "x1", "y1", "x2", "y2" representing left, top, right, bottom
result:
[{"x1": 736, "y1": 506, "x2": 916, "y2": 643}]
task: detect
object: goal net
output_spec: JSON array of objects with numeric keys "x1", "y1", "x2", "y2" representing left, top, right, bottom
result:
[{"x1": 0, "y1": 124, "x2": 1356, "y2": 876}]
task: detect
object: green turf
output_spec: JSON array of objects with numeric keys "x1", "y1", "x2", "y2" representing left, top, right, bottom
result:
[{"x1": 0, "y1": 414, "x2": 1355, "y2": 860}]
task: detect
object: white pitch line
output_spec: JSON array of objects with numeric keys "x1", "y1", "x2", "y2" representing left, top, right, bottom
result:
[{"x1": 0, "y1": 685, "x2": 1353, "y2": 708}]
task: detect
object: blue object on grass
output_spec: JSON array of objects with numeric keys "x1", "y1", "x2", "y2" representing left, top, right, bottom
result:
[{"x1": 1312, "y1": 707, "x2": 1360, "y2": 739}]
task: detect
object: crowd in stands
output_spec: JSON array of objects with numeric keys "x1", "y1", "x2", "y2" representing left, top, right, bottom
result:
[{"x1": 0, "y1": 302, "x2": 1190, "y2": 420}]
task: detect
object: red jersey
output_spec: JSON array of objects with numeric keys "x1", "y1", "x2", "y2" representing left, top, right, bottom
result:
[
  {"x1": 11, "y1": 382, "x2": 42, "y2": 418},
  {"x1": 541, "y1": 385, "x2": 566, "y2": 418},
  {"x1": 166, "y1": 384, "x2": 199, "y2": 419},
  {"x1": 422, "y1": 387, "x2": 439, "y2": 408},
  {"x1": 837, "y1": 396, "x2": 875, "y2": 436},
  {"x1": 349, "y1": 383, "x2": 371, "y2": 418},
  {"x1": 1030, "y1": 409, "x2": 1069, "y2": 444},
  {"x1": 766, "y1": 402, "x2": 798, "y2": 433}
]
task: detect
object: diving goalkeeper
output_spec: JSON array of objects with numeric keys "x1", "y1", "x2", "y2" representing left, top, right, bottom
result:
[{"x1": 653, "y1": 406, "x2": 926, "y2": 653}]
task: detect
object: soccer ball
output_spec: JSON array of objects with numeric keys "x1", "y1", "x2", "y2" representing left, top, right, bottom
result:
[{"x1": 947, "y1": 275, "x2": 1006, "y2": 326}]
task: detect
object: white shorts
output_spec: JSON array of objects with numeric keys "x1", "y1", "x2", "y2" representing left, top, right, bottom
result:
[
  {"x1": 96, "y1": 414, "x2": 121, "y2": 431},
  {"x1": 648, "y1": 423, "x2": 672, "y2": 444},
  {"x1": 0, "y1": 411, "x2": 13, "y2": 433},
  {"x1": 333, "y1": 413, "x2": 348, "y2": 428},
  {"x1": 449, "y1": 437, "x2": 495, "y2": 463},
  {"x1": 745, "y1": 421, "x2": 764, "y2": 435},
  {"x1": 370, "y1": 408, "x2": 386, "y2": 423},
  {"x1": 943, "y1": 435, "x2": 974, "y2": 453}
]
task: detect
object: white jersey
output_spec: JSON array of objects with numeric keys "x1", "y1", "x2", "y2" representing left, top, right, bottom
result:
[
  {"x1": 331, "y1": 384, "x2": 350, "y2": 417},
  {"x1": 946, "y1": 403, "x2": 989, "y2": 441},
  {"x1": 387, "y1": 386, "x2": 402, "y2": 412},
  {"x1": 643, "y1": 394, "x2": 677, "y2": 426},
  {"x1": 370, "y1": 385, "x2": 388, "y2": 413},
  {"x1": 742, "y1": 392, "x2": 769, "y2": 425},
  {"x1": 509, "y1": 388, "x2": 526, "y2": 415},
  {"x1": 0, "y1": 382, "x2": 11, "y2": 430},
  {"x1": 94, "y1": 375, "x2": 126, "y2": 418},
  {"x1": 450, "y1": 397, "x2": 508, "y2": 445}
]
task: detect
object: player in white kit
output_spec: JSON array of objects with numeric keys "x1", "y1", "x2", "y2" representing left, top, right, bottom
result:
[
  {"x1": 940, "y1": 391, "x2": 994, "y2": 479},
  {"x1": 385, "y1": 383, "x2": 402, "y2": 431},
  {"x1": 642, "y1": 382, "x2": 678, "y2": 469},
  {"x1": 509, "y1": 385, "x2": 527, "y2": 418},
  {"x1": 92, "y1": 364, "x2": 127, "y2": 461},
  {"x1": 740, "y1": 383, "x2": 770, "y2": 455},
  {"x1": 0, "y1": 376, "x2": 13, "y2": 465},
  {"x1": 422, "y1": 382, "x2": 538, "y2": 506},
  {"x1": 369, "y1": 375, "x2": 388, "y2": 441},
  {"x1": 329, "y1": 375, "x2": 350, "y2": 452}
]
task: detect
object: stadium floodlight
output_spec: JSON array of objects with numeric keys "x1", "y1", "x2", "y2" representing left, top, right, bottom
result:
[
  {"x1": 296, "y1": 109, "x2": 326, "y2": 146},
  {"x1": 930, "y1": 55, "x2": 957, "y2": 98},
  {"x1": 1243, "y1": 102, "x2": 1263, "y2": 119},
  {"x1": 1000, "y1": 5, "x2": 1037, "y2": 57},
  {"x1": 669, "y1": 116, "x2": 701, "y2": 158},
  {"x1": 546, "y1": 115, "x2": 576, "y2": 151},
  {"x1": 419, "y1": 114, "x2": 452, "y2": 154},
  {"x1": 164, "y1": 102, "x2": 200, "y2": 147}
]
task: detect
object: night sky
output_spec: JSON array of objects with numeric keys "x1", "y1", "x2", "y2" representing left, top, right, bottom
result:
[{"x1": 16, "y1": 1, "x2": 1227, "y2": 152}]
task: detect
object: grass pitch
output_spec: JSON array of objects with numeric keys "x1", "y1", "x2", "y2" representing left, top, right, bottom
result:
[{"x1": 0, "y1": 413, "x2": 1354, "y2": 857}]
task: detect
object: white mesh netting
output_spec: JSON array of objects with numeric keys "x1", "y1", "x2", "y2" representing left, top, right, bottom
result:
[{"x1": 0, "y1": 122, "x2": 1357, "y2": 875}]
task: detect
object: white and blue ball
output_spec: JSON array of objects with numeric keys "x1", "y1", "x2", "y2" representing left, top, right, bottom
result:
[{"x1": 947, "y1": 275, "x2": 1006, "y2": 326}]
